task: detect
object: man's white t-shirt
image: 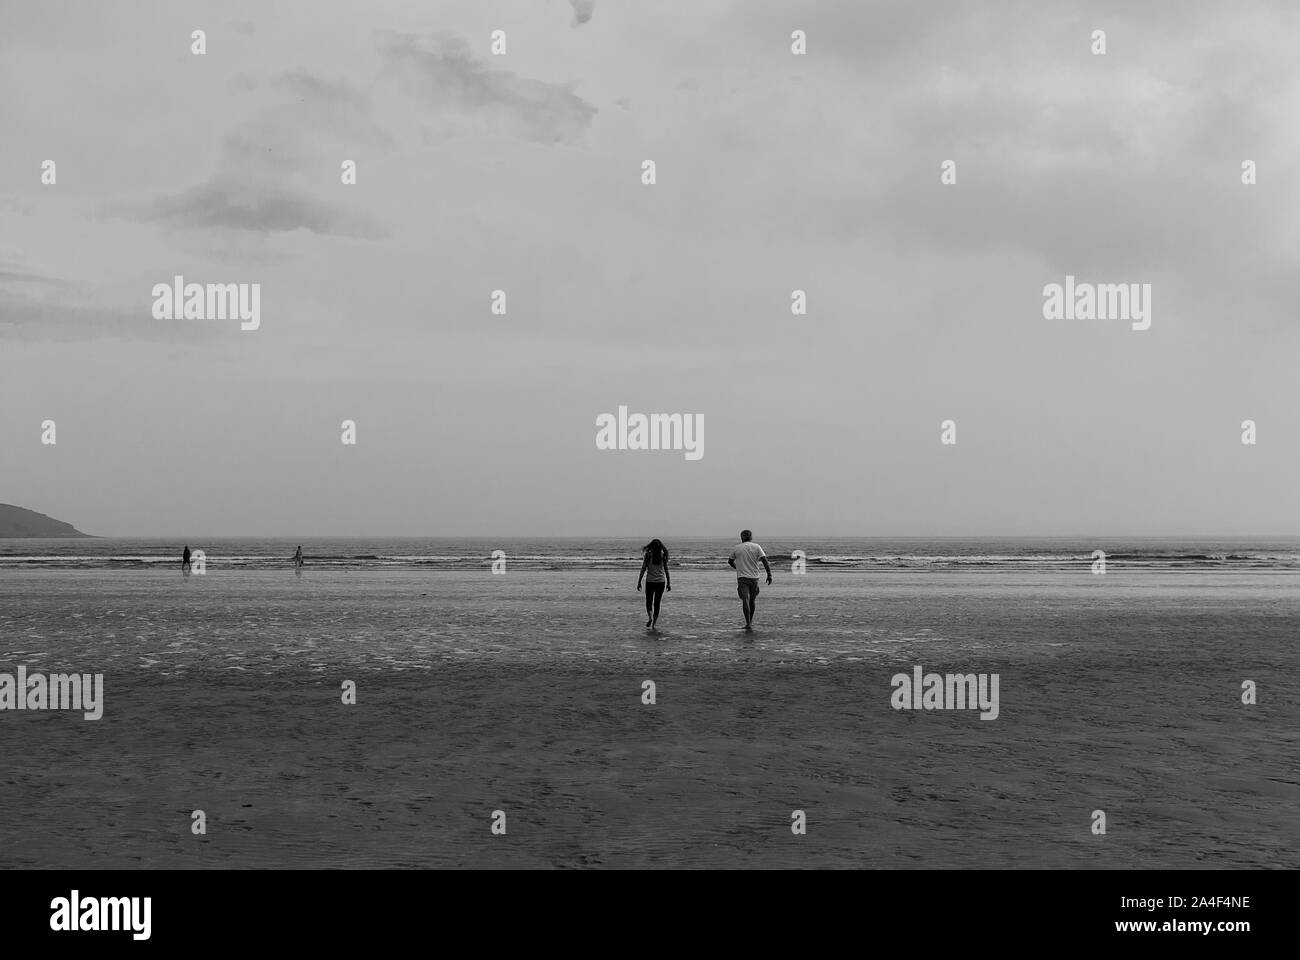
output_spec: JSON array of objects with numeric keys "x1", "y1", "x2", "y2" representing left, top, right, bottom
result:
[{"x1": 730, "y1": 541, "x2": 767, "y2": 579}]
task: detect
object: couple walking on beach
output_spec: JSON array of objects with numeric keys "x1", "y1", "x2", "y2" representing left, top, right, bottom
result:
[{"x1": 636, "y1": 530, "x2": 774, "y2": 632}]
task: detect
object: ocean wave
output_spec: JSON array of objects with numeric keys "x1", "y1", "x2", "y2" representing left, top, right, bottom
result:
[{"x1": 3, "y1": 551, "x2": 1298, "y2": 571}]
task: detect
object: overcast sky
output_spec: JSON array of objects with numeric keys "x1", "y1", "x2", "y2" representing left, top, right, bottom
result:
[{"x1": 1, "y1": 0, "x2": 1297, "y2": 537}]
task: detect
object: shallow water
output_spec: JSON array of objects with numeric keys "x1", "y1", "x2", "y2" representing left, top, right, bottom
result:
[{"x1": 3, "y1": 566, "x2": 1298, "y2": 671}]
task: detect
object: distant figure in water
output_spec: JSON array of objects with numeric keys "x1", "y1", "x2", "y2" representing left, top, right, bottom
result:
[
  {"x1": 182, "y1": 545, "x2": 191, "y2": 567},
  {"x1": 637, "y1": 538, "x2": 671, "y2": 629},
  {"x1": 293, "y1": 545, "x2": 304, "y2": 568}
]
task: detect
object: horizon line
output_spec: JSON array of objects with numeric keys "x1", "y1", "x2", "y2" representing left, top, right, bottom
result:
[{"x1": 14, "y1": 532, "x2": 1300, "y2": 542}]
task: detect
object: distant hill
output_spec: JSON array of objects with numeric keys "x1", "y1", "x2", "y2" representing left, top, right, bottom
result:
[{"x1": 0, "y1": 504, "x2": 92, "y2": 538}]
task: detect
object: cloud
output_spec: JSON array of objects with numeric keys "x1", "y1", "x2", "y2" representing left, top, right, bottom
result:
[
  {"x1": 226, "y1": 69, "x2": 393, "y2": 174},
  {"x1": 128, "y1": 178, "x2": 382, "y2": 238},
  {"x1": 275, "y1": 70, "x2": 362, "y2": 102},
  {"x1": 0, "y1": 286, "x2": 224, "y2": 343},
  {"x1": 570, "y1": 0, "x2": 595, "y2": 27},
  {"x1": 0, "y1": 269, "x2": 69, "y2": 288},
  {"x1": 116, "y1": 69, "x2": 388, "y2": 238},
  {"x1": 376, "y1": 32, "x2": 596, "y2": 143},
  {"x1": 716, "y1": 0, "x2": 1299, "y2": 311}
]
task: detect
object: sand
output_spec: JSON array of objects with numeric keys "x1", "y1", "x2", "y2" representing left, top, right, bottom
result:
[{"x1": 0, "y1": 568, "x2": 1296, "y2": 868}]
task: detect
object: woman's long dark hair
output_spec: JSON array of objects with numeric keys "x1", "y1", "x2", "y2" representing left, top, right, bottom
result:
[{"x1": 643, "y1": 538, "x2": 667, "y2": 565}]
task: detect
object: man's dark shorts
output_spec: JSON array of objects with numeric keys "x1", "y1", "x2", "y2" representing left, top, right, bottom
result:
[{"x1": 737, "y1": 577, "x2": 760, "y2": 602}]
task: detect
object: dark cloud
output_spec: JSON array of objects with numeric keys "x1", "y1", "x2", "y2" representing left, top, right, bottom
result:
[
  {"x1": 126, "y1": 178, "x2": 383, "y2": 239},
  {"x1": 570, "y1": 0, "x2": 595, "y2": 27}
]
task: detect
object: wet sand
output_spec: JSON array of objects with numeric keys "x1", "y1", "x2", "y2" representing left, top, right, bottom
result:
[{"x1": 0, "y1": 569, "x2": 1296, "y2": 868}]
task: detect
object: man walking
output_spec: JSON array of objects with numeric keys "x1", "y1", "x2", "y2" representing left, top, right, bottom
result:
[{"x1": 728, "y1": 529, "x2": 772, "y2": 631}]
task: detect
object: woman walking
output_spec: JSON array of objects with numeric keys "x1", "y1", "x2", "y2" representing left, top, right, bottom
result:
[{"x1": 636, "y1": 539, "x2": 671, "y2": 629}]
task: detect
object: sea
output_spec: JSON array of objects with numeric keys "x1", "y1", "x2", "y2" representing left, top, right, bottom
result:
[{"x1": 4, "y1": 535, "x2": 1299, "y2": 571}]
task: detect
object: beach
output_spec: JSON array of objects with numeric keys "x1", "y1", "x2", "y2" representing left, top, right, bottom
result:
[{"x1": 1, "y1": 556, "x2": 1296, "y2": 868}]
